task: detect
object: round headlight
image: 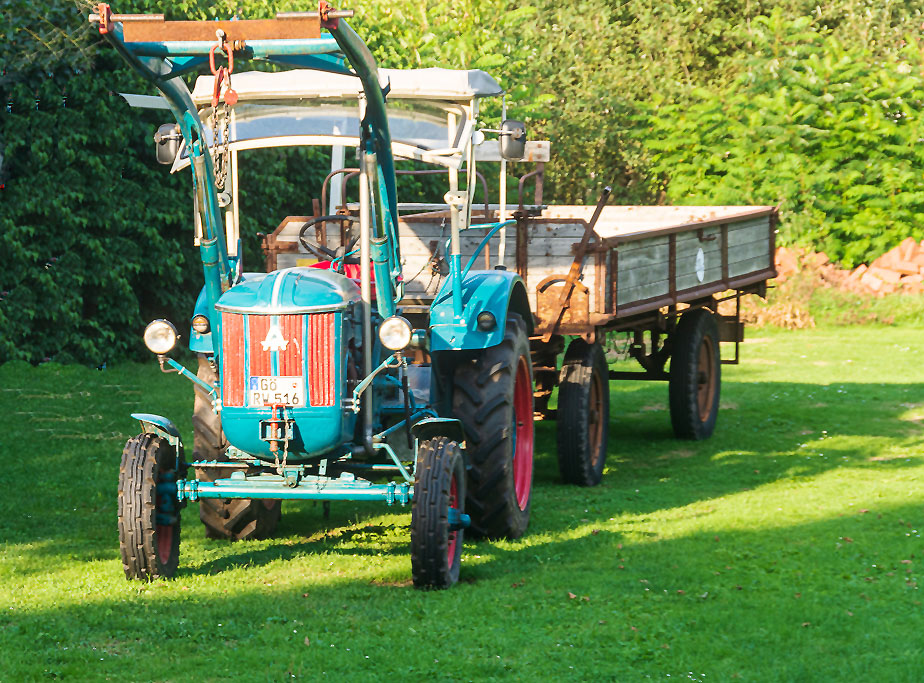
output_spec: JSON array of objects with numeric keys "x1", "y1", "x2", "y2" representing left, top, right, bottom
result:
[
  {"x1": 191, "y1": 314, "x2": 210, "y2": 334},
  {"x1": 143, "y1": 319, "x2": 178, "y2": 355},
  {"x1": 378, "y1": 316, "x2": 413, "y2": 351},
  {"x1": 476, "y1": 311, "x2": 497, "y2": 331}
]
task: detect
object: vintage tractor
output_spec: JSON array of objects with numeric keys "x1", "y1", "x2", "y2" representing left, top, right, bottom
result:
[{"x1": 93, "y1": 4, "x2": 535, "y2": 588}]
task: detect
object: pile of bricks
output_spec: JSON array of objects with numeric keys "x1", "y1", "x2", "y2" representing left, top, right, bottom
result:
[{"x1": 774, "y1": 238, "x2": 924, "y2": 295}]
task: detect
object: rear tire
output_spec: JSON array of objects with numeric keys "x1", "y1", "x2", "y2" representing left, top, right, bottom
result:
[
  {"x1": 669, "y1": 309, "x2": 721, "y2": 440},
  {"x1": 557, "y1": 339, "x2": 609, "y2": 486},
  {"x1": 452, "y1": 314, "x2": 533, "y2": 539},
  {"x1": 193, "y1": 354, "x2": 282, "y2": 540},
  {"x1": 411, "y1": 437, "x2": 466, "y2": 589},
  {"x1": 118, "y1": 434, "x2": 181, "y2": 580}
]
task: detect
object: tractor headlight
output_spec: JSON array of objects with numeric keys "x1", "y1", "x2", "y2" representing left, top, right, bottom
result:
[
  {"x1": 143, "y1": 319, "x2": 178, "y2": 355},
  {"x1": 378, "y1": 316, "x2": 413, "y2": 351},
  {"x1": 191, "y1": 314, "x2": 210, "y2": 334}
]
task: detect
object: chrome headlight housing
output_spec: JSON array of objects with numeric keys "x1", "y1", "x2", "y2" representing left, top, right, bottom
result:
[
  {"x1": 378, "y1": 316, "x2": 413, "y2": 351},
  {"x1": 143, "y1": 319, "x2": 178, "y2": 355},
  {"x1": 191, "y1": 314, "x2": 210, "y2": 334}
]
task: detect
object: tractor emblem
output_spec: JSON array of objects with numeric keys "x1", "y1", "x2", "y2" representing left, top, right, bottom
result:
[{"x1": 261, "y1": 324, "x2": 288, "y2": 352}]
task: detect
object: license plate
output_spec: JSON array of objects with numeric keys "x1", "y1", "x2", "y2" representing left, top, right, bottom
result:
[{"x1": 248, "y1": 376, "x2": 305, "y2": 407}]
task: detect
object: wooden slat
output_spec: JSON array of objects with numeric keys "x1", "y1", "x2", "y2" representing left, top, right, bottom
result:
[{"x1": 122, "y1": 17, "x2": 321, "y2": 42}]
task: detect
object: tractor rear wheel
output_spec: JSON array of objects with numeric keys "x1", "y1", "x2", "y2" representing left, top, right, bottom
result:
[
  {"x1": 193, "y1": 354, "x2": 282, "y2": 540},
  {"x1": 669, "y1": 309, "x2": 721, "y2": 440},
  {"x1": 411, "y1": 437, "x2": 466, "y2": 589},
  {"x1": 118, "y1": 433, "x2": 181, "y2": 580},
  {"x1": 452, "y1": 313, "x2": 533, "y2": 539},
  {"x1": 557, "y1": 339, "x2": 609, "y2": 486}
]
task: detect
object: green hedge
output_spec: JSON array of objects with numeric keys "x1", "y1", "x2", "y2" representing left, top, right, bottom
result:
[{"x1": 4, "y1": 0, "x2": 924, "y2": 364}]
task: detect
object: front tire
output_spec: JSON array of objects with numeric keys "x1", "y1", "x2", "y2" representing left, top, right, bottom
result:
[
  {"x1": 118, "y1": 434, "x2": 181, "y2": 580},
  {"x1": 411, "y1": 437, "x2": 466, "y2": 589},
  {"x1": 452, "y1": 314, "x2": 534, "y2": 539},
  {"x1": 669, "y1": 308, "x2": 721, "y2": 440},
  {"x1": 557, "y1": 339, "x2": 609, "y2": 486},
  {"x1": 193, "y1": 355, "x2": 282, "y2": 540}
]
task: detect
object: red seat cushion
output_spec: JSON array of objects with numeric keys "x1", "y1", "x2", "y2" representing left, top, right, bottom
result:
[{"x1": 309, "y1": 261, "x2": 376, "y2": 299}]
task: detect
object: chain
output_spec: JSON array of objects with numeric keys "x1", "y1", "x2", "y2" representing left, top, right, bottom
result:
[{"x1": 210, "y1": 96, "x2": 231, "y2": 191}]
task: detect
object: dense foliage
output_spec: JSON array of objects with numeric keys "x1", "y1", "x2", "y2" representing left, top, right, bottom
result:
[{"x1": 3, "y1": 0, "x2": 924, "y2": 362}]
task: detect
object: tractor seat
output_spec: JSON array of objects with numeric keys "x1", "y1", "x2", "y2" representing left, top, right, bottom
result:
[{"x1": 309, "y1": 261, "x2": 377, "y2": 300}]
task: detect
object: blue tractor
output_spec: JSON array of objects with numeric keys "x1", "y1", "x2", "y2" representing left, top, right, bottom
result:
[{"x1": 94, "y1": 3, "x2": 535, "y2": 588}]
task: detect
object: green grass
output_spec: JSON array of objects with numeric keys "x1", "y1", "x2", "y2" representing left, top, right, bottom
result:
[{"x1": 3, "y1": 325, "x2": 924, "y2": 681}]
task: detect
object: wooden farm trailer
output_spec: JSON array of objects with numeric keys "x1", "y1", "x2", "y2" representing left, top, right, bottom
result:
[{"x1": 264, "y1": 199, "x2": 778, "y2": 486}]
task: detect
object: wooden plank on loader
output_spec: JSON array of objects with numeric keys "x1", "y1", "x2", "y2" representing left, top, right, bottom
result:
[{"x1": 123, "y1": 17, "x2": 321, "y2": 42}]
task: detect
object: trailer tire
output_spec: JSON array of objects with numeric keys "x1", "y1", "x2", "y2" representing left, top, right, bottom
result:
[
  {"x1": 557, "y1": 339, "x2": 609, "y2": 486},
  {"x1": 411, "y1": 437, "x2": 466, "y2": 589},
  {"x1": 452, "y1": 313, "x2": 533, "y2": 539},
  {"x1": 118, "y1": 433, "x2": 181, "y2": 580},
  {"x1": 669, "y1": 309, "x2": 721, "y2": 440},
  {"x1": 193, "y1": 355, "x2": 282, "y2": 541}
]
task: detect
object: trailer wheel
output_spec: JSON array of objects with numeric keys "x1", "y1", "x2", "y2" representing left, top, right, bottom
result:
[
  {"x1": 452, "y1": 313, "x2": 533, "y2": 539},
  {"x1": 193, "y1": 355, "x2": 282, "y2": 540},
  {"x1": 411, "y1": 437, "x2": 466, "y2": 589},
  {"x1": 669, "y1": 309, "x2": 721, "y2": 440},
  {"x1": 118, "y1": 434, "x2": 181, "y2": 580},
  {"x1": 557, "y1": 340, "x2": 609, "y2": 486}
]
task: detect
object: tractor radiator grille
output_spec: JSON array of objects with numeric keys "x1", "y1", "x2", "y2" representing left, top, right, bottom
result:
[
  {"x1": 220, "y1": 312, "x2": 335, "y2": 408},
  {"x1": 307, "y1": 312, "x2": 335, "y2": 407}
]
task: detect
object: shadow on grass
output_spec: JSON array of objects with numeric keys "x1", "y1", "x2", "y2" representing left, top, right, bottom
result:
[
  {"x1": 3, "y1": 380, "x2": 923, "y2": 574},
  {"x1": 4, "y1": 499, "x2": 924, "y2": 680}
]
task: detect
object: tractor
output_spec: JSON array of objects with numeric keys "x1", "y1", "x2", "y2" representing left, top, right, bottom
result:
[{"x1": 93, "y1": 3, "x2": 535, "y2": 589}]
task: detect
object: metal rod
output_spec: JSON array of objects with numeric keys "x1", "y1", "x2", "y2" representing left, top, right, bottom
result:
[
  {"x1": 276, "y1": 10, "x2": 354, "y2": 18},
  {"x1": 126, "y1": 37, "x2": 341, "y2": 57}
]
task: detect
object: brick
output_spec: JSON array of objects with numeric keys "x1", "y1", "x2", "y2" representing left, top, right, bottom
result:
[
  {"x1": 901, "y1": 274, "x2": 924, "y2": 286},
  {"x1": 848, "y1": 264, "x2": 868, "y2": 280},
  {"x1": 892, "y1": 260, "x2": 920, "y2": 275},
  {"x1": 868, "y1": 266, "x2": 902, "y2": 284},
  {"x1": 860, "y1": 271, "x2": 884, "y2": 291},
  {"x1": 900, "y1": 237, "x2": 919, "y2": 262}
]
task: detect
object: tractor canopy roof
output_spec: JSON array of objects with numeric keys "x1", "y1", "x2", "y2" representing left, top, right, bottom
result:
[
  {"x1": 176, "y1": 67, "x2": 501, "y2": 171},
  {"x1": 190, "y1": 67, "x2": 503, "y2": 105}
]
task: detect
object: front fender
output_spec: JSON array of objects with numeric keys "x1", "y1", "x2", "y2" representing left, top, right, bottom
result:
[{"x1": 428, "y1": 270, "x2": 533, "y2": 352}]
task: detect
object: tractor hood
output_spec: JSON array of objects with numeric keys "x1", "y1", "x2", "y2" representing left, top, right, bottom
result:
[{"x1": 215, "y1": 267, "x2": 360, "y2": 315}]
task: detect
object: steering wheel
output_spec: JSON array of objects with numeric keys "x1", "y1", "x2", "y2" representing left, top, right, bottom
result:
[{"x1": 297, "y1": 215, "x2": 360, "y2": 263}]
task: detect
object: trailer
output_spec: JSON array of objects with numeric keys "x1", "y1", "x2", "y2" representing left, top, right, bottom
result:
[{"x1": 262, "y1": 149, "x2": 778, "y2": 487}]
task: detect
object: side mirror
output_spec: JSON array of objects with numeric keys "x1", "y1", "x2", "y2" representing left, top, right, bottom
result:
[
  {"x1": 500, "y1": 119, "x2": 526, "y2": 161},
  {"x1": 154, "y1": 123, "x2": 182, "y2": 165}
]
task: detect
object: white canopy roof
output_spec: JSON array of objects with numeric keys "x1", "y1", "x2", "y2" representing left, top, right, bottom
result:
[{"x1": 191, "y1": 68, "x2": 503, "y2": 105}]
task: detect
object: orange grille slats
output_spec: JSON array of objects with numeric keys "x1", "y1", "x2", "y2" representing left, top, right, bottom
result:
[
  {"x1": 248, "y1": 315, "x2": 272, "y2": 377},
  {"x1": 221, "y1": 313, "x2": 246, "y2": 407},
  {"x1": 279, "y1": 314, "x2": 304, "y2": 376},
  {"x1": 308, "y1": 312, "x2": 335, "y2": 406}
]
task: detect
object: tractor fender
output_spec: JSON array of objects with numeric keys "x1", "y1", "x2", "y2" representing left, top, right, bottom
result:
[
  {"x1": 410, "y1": 417, "x2": 466, "y2": 445},
  {"x1": 428, "y1": 270, "x2": 534, "y2": 352},
  {"x1": 131, "y1": 413, "x2": 183, "y2": 449}
]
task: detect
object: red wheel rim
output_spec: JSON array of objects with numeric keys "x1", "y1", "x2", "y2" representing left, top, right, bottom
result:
[
  {"x1": 156, "y1": 524, "x2": 173, "y2": 565},
  {"x1": 588, "y1": 368, "x2": 604, "y2": 466},
  {"x1": 697, "y1": 335, "x2": 717, "y2": 422},
  {"x1": 447, "y1": 473, "x2": 459, "y2": 569},
  {"x1": 512, "y1": 356, "x2": 534, "y2": 511}
]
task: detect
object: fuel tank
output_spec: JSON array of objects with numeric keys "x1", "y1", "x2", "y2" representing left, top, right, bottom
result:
[{"x1": 214, "y1": 267, "x2": 361, "y2": 460}]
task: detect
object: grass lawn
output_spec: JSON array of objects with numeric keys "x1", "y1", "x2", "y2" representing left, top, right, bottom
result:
[{"x1": 2, "y1": 325, "x2": 924, "y2": 681}]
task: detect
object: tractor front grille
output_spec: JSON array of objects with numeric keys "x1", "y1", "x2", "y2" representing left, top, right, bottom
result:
[{"x1": 220, "y1": 312, "x2": 335, "y2": 408}]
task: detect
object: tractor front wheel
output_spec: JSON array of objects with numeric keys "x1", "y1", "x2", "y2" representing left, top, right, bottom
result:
[
  {"x1": 118, "y1": 434, "x2": 181, "y2": 580},
  {"x1": 452, "y1": 313, "x2": 533, "y2": 539},
  {"x1": 411, "y1": 437, "x2": 466, "y2": 589}
]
